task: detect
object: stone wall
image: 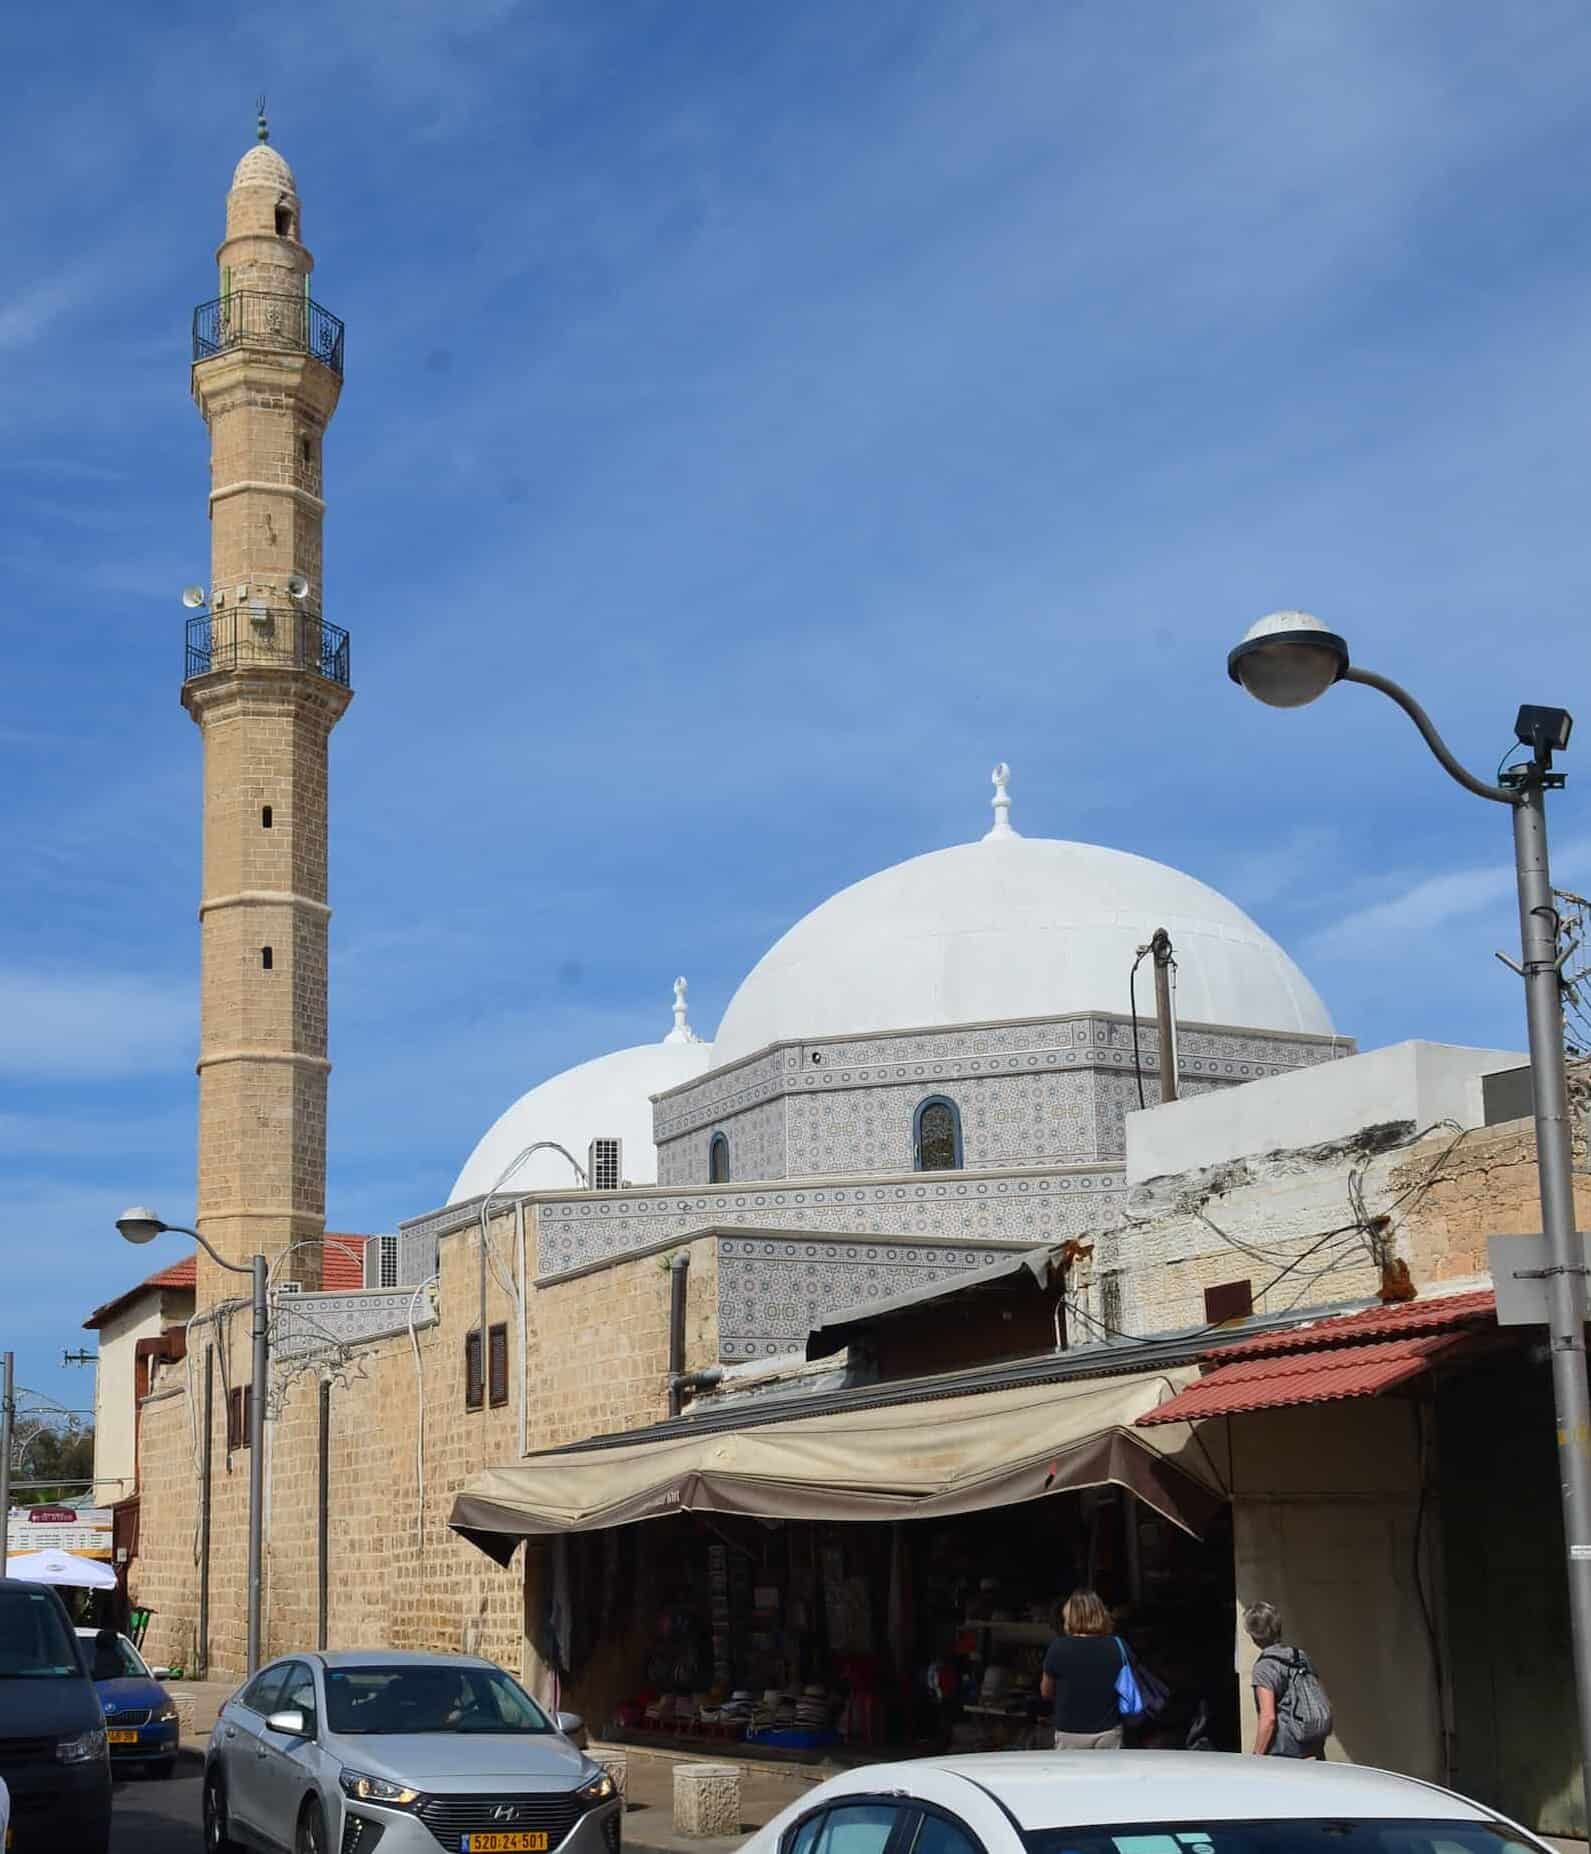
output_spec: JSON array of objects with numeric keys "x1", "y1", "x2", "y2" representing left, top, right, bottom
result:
[
  {"x1": 132, "y1": 1216, "x2": 720, "y2": 1682},
  {"x1": 1090, "y1": 1115, "x2": 1589, "y2": 1339}
]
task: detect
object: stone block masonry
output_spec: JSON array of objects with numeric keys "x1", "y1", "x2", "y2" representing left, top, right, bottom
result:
[{"x1": 132, "y1": 1216, "x2": 721, "y2": 1681}]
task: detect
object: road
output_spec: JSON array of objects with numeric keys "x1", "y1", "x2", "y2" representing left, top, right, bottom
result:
[{"x1": 109, "y1": 1757, "x2": 205, "y2": 1852}]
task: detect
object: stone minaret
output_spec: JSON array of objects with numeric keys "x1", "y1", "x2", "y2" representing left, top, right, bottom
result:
[{"x1": 182, "y1": 116, "x2": 350, "y2": 1306}]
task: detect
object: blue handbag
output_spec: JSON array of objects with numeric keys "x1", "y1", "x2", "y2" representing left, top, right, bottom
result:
[
  {"x1": 1114, "y1": 1638, "x2": 1145, "y2": 1720},
  {"x1": 1114, "y1": 1638, "x2": 1169, "y2": 1722}
]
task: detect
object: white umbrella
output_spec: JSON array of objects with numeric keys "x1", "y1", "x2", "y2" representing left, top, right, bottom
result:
[{"x1": 6, "y1": 1548, "x2": 117, "y2": 1591}]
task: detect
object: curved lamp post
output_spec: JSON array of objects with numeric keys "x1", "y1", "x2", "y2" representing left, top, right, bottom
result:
[
  {"x1": 1229, "y1": 612, "x2": 1590, "y2": 1811},
  {"x1": 116, "y1": 1208, "x2": 268, "y2": 1676}
]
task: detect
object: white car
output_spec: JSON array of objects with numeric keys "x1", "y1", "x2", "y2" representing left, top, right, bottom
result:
[{"x1": 737, "y1": 1753, "x2": 1550, "y2": 1854}]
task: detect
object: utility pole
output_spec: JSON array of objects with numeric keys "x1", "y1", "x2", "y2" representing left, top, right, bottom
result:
[
  {"x1": 0, "y1": 1352, "x2": 14, "y2": 1578},
  {"x1": 1150, "y1": 928, "x2": 1178, "y2": 1104}
]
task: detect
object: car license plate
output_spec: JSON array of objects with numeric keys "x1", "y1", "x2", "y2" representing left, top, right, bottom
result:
[
  {"x1": 461, "y1": 1836, "x2": 550, "y2": 1852},
  {"x1": 107, "y1": 1729, "x2": 140, "y2": 1745}
]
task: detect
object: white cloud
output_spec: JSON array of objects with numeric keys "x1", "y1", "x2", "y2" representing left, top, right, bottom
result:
[
  {"x1": 1308, "y1": 836, "x2": 1591, "y2": 960},
  {"x1": 0, "y1": 972, "x2": 194, "y2": 1082}
]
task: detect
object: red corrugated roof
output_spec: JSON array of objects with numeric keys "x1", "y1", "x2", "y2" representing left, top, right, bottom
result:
[
  {"x1": 1138, "y1": 1331, "x2": 1478, "y2": 1425},
  {"x1": 85, "y1": 1235, "x2": 370, "y2": 1328},
  {"x1": 1207, "y1": 1287, "x2": 1496, "y2": 1360}
]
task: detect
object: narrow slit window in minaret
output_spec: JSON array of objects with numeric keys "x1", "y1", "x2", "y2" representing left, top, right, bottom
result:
[
  {"x1": 262, "y1": 805, "x2": 273, "y2": 828},
  {"x1": 275, "y1": 204, "x2": 295, "y2": 237},
  {"x1": 261, "y1": 946, "x2": 273, "y2": 971}
]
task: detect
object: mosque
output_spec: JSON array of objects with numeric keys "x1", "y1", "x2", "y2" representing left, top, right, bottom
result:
[{"x1": 104, "y1": 127, "x2": 1588, "y2": 1834}]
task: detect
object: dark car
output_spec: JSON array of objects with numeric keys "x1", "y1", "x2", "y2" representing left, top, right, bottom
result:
[
  {"x1": 0, "y1": 1579, "x2": 112, "y2": 1854},
  {"x1": 76, "y1": 1627, "x2": 180, "y2": 1776}
]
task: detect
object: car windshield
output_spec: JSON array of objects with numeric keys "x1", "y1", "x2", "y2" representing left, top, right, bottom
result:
[
  {"x1": 80, "y1": 1632, "x2": 149, "y2": 1679},
  {"x1": 0, "y1": 1589, "x2": 82, "y2": 1679},
  {"x1": 1023, "y1": 1822, "x2": 1543, "y2": 1854},
  {"x1": 325, "y1": 1665, "x2": 553, "y2": 1736}
]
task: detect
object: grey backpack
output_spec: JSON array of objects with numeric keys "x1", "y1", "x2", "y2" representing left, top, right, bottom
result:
[{"x1": 1260, "y1": 1647, "x2": 1333, "y2": 1746}]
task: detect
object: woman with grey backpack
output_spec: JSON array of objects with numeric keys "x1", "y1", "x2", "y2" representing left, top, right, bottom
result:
[{"x1": 1244, "y1": 1601, "x2": 1334, "y2": 1758}]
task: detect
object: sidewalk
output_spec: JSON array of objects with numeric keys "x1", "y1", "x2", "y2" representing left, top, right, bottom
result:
[
  {"x1": 168, "y1": 1678, "x2": 236, "y2": 1754},
  {"x1": 596, "y1": 1742, "x2": 823, "y2": 1854}
]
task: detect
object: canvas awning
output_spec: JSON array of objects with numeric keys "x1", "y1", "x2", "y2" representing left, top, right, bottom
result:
[{"x1": 451, "y1": 1367, "x2": 1224, "y2": 1565}]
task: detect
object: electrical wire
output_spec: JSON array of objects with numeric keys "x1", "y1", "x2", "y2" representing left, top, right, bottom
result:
[{"x1": 1128, "y1": 947, "x2": 1150, "y2": 1109}]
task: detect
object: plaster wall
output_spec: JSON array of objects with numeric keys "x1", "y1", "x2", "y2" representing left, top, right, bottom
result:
[
  {"x1": 1225, "y1": 1401, "x2": 1441, "y2": 1782},
  {"x1": 1127, "y1": 1040, "x2": 1521, "y2": 1186},
  {"x1": 90, "y1": 1295, "x2": 175, "y2": 1506}
]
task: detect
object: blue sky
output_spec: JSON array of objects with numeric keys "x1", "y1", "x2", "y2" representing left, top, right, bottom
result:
[{"x1": 5, "y1": 1, "x2": 1590, "y2": 1416}]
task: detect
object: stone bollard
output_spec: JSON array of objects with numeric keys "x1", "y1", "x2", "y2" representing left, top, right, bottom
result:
[
  {"x1": 595, "y1": 1751, "x2": 629, "y2": 1802},
  {"x1": 673, "y1": 1762, "x2": 742, "y2": 1838}
]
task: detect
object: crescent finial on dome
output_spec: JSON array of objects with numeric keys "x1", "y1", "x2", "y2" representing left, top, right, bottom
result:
[
  {"x1": 983, "y1": 762, "x2": 1020, "y2": 840},
  {"x1": 664, "y1": 975, "x2": 702, "y2": 1044}
]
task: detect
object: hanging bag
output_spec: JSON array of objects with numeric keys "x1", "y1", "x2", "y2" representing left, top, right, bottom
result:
[
  {"x1": 1114, "y1": 1637, "x2": 1170, "y2": 1723},
  {"x1": 1113, "y1": 1637, "x2": 1146, "y2": 1721}
]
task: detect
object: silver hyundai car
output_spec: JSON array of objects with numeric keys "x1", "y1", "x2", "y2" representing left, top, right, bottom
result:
[{"x1": 203, "y1": 1649, "x2": 621, "y2": 1854}]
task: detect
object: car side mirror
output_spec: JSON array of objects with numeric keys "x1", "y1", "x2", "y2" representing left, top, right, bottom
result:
[
  {"x1": 555, "y1": 1711, "x2": 584, "y2": 1736},
  {"x1": 266, "y1": 1708, "x2": 310, "y2": 1738},
  {"x1": 152, "y1": 1667, "x2": 173, "y2": 1681}
]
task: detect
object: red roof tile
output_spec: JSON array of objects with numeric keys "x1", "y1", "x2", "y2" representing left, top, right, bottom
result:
[
  {"x1": 1139, "y1": 1331, "x2": 1480, "y2": 1425},
  {"x1": 1208, "y1": 1288, "x2": 1496, "y2": 1361},
  {"x1": 85, "y1": 1235, "x2": 370, "y2": 1328}
]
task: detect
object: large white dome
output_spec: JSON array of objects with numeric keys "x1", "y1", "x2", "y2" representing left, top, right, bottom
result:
[
  {"x1": 449, "y1": 984, "x2": 712, "y2": 1202},
  {"x1": 711, "y1": 828, "x2": 1332, "y2": 1070}
]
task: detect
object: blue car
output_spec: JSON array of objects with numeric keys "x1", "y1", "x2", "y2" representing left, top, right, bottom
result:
[{"x1": 76, "y1": 1628, "x2": 180, "y2": 1777}]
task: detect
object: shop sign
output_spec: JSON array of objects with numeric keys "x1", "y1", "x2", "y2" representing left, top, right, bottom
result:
[{"x1": 5, "y1": 1504, "x2": 115, "y2": 1561}]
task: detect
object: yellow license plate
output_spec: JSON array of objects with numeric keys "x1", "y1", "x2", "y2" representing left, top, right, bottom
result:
[
  {"x1": 107, "y1": 1729, "x2": 140, "y2": 1745},
  {"x1": 461, "y1": 1836, "x2": 550, "y2": 1852}
]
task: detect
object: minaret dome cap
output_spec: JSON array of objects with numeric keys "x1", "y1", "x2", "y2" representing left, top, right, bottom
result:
[{"x1": 231, "y1": 142, "x2": 297, "y2": 195}]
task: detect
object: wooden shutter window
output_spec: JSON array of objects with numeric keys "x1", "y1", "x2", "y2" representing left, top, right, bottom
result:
[
  {"x1": 488, "y1": 1323, "x2": 509, "y2": 1408},
  {"x1": 464, "y1": 1331, "x2": 484, "y2": 1411},
  {"x1": 226, "y1": 1385, "x2": 254, "y2": 1450}
]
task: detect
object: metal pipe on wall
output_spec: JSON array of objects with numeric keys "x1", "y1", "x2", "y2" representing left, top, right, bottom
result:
[
  {"x1": 317, "y1": 1378, "x2": 330, "y2": 1651},
  {"x1": 667, "y1": 1254, "x2": 690, "y2": 1417},
  {"x1": 198, "y1": 1346, "x2": 213, "y2": 1678},
  {"x1": 1150, "y1": 927, "x2": 1178, "y2": 1103}
]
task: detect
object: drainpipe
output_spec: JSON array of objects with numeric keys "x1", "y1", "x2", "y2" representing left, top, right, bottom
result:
[
  {"x1": 667, "y1": 1254, "x2": 690, "y2": 1417},
  {"x1": 317, "y1": 1378, "x2": 330, "y2": 1651},
  {"x1": 197, "y1": 1346, "x2": 213, "y2": 1678}
]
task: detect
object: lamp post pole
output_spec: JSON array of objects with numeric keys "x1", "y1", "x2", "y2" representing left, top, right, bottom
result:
[
  {"x1": 1228, "y1": 614, "x2": 1591, "y2": 1822},
  {"x1": 116, "y1": 1209, "x2": 269, "y2": 1675},
  {"x1": 0, "y1": 1351, "x2": 14, "y2": 1579}
]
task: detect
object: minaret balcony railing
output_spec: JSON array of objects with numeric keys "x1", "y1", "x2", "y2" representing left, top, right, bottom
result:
[
  {"x1": 192, "y1": 291, "x2": 345, "y2": 377},
  {"x1": 185, "y1": 609, "x2": 351, "y2": 688}
]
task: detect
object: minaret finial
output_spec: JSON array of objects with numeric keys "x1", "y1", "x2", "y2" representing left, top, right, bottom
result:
[
  {"x1": 255, "y1": 94, "x2": 270, "y2": 143},
  {"x1": 664, "y1": 975, "x2": 703, "y2": 1045},
  {"x1": 983, "y1": 762, "x2": 1020, "y2": 841}
]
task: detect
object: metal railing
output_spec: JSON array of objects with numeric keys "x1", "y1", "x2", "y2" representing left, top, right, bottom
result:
[
  {"x1": 192, "y1": 291, "x2": 345, "y2": 377},
  {"x1": 185, "y1": 610, "x2": 351, "y2": 688}
]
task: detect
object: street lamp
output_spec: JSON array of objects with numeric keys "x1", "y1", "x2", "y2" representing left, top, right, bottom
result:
[
  {"x1": 116, "y1": 1208, "x2": 268, "y2": 1676},
  {"x1": 1228, "y1": 612, "x2": 1590, "y2": 1817}
]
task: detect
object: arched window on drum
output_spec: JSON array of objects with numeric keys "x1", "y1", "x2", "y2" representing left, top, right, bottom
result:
[
  {"x1": 913, "y1": 1096, "x2": 963, "y2": 1171},
  {"x1": 709, "y1": 1132, "x2": 730, "y2": 1184}
]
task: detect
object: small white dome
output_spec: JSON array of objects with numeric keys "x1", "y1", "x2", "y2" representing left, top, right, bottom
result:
[
  {"x1": 711, "y1": 834, "x2": 1332, "y2": 1069},
  {"x1": 449, "y1": 1037, "x2": 713, "y2": 1203},
  {"x1": 232, "y1": 143, "x2": 297, "y2": 194}
]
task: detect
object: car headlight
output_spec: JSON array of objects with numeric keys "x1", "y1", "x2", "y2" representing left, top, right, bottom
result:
[
  {"x1": 57, "y1": 1728, "x2": 108, "y2": 1764},
  {"x1": 576, "y1": 1770, "x2": 617, "y2": 1806},
  {"x1": 158, "y1": 1704, "x2": 181, "y2": 1725},
  {"x1": 339, "y1": 1768, "x2": 424, "y2": 1808}
]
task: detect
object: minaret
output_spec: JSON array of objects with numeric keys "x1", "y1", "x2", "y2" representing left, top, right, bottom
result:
[{"x1": 182, "y1": 111, "x2": 350, "y2": 1305}]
